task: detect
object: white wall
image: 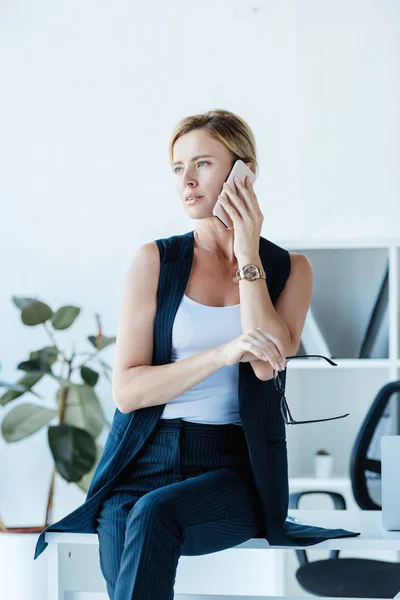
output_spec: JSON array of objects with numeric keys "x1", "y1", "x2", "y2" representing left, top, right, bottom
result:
[{"x1": 0, "y1": 0, "x2": 399, "y2": 539}]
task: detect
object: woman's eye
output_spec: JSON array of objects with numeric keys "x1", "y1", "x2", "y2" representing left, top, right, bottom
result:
[{"x1": 172, "y1": 161, "x2": 210, "y2": 174}]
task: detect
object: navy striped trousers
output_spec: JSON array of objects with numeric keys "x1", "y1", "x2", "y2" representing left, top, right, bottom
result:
[{"x1": 95, "y1": 417, "x2": 266, "y2": 599}]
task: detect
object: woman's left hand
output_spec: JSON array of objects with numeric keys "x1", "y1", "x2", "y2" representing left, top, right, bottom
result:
[{"x1": 218, "y1": 176, "x2": 264, "y2": 259}]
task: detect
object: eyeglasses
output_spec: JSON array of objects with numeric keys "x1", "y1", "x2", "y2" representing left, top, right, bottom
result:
[{"x1": 273, "y1": 354, "x2": 350, "y2": 425}]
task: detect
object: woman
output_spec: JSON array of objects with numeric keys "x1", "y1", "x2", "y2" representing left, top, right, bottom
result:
[{"x1": 94, "y1": 109, "x2": 357, "y2": 600}]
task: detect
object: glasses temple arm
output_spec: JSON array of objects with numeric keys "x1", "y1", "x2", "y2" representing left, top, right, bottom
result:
[{"x1": 285, "y1": 354, "x2": 337, "y2": 367}]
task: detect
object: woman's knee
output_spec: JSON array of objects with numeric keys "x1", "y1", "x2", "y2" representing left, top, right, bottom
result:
[
  {"x1": 127, "y1": 489, "x2": 183, "y2": 541},
  {"x1": 129, "y1": 489, "x2": 175, "y2": 522}
]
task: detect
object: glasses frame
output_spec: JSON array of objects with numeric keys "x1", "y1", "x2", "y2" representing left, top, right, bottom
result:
[{"x1": 273, "y1": 354, "x2": 350, "y2": 425}]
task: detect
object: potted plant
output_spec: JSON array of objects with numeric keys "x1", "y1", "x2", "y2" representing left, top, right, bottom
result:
[
  {"x1": 314, "y1": 449, "x2": 334, "y2": 478},
  {"x1": 0, "y1": 296, "x2": 115, "y2": 599}
]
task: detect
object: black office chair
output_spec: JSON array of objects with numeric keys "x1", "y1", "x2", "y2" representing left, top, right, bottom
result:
[{"x1": 289, "y1": 380, "x2": 400, "y2": 598}]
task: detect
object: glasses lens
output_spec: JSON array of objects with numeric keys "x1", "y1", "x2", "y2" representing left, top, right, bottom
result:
[
  {"x1": 280, "y1": 397, "x2": 291, "y2": 423},
  {"x1": 274, "y1": 371, "x2": 282, "y2": 390},
  {"x1": 275, "y1": 356, "x2": 344, "y2": 425}
]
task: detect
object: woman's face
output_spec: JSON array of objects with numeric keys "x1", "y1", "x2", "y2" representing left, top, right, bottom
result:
[{"x1": 171, "y1": 129, "x2": 239, "y2": 217}]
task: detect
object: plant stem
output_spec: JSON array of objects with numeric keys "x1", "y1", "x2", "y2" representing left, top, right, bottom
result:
[
  {"x1": 44, "y1": 380, "x2": 69, "y2": 527},
  {"x1": 44, "y1": 466, "x2": 56, "y2": 527},
  {"x1": 74, "y1": 351, "x2": 98, "y2": 358},
  {"x1": 0, "y1": 513, "x2": 8, "y2": 531},
  {"x1": 42, "y1": 321, "x2": 64, "y2": 359}
]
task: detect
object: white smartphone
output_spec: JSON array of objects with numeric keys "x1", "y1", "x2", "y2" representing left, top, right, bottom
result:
[{"x1": 212, "y1": 159, "x2": 257, "y2": 229}]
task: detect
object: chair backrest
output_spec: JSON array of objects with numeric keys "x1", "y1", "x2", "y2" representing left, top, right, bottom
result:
[{"x1": 350, "y1": 380, "x2": 400, "y2": 510}]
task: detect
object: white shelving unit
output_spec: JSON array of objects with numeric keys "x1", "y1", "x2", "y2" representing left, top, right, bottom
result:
[
  {"x1": 276, "y1": 238, "x2": 400, "y2": 596},
  {"x1": 271, "y1": 237, "x2": 400, "y2": 481}
]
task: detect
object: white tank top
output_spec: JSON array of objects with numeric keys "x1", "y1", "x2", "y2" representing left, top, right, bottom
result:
[{"x1": 160, "y1": 293, "x2": 243, "y2": 425}]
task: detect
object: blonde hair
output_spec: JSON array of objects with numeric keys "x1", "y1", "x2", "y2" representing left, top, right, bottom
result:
[{"x1": 168, "y1": 109, "x2": 258, "y2": 178}]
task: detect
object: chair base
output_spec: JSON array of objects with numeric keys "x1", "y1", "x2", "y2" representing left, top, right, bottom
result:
[{"x1": 296, "y1": 558, "x2": 400, "y2": 598}]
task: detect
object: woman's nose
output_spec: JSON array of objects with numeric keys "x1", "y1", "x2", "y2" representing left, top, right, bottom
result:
[{"x1": 182, "y1": 172, "x2": 196, "y2": 185}]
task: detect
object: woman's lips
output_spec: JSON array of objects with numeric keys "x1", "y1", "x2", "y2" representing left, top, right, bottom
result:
[{"x1": 186, "y1": 195, "x2": 203, "y2": 205}]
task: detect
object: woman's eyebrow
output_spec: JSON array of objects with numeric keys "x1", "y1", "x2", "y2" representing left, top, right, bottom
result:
[{"x1": 172, "y1": 154, "x2": 214, "y2": 167}]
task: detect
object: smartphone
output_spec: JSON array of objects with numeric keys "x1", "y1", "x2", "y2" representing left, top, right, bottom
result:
[{"x1": 212, "y1": 159, "x2": 257, "y2": 229}]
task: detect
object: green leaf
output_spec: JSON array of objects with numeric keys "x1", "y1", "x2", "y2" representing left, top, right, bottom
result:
[
  {"x1": 48, "y1": 424, "x2": 97, "y2": 482},
  {"x1": 11, "y1": 296, "x2": 37, "y2": 310},
  {"x1": 30, "y1": 346, "x2": 58, "y2": 367},
  {"x1": 0, "y1": 380, "x2": 30, "y2": 392},
  {"x1": 75, "y1": 441, "x2": 103, "y2": 494},
  {"x1": 0, "y1": 372, "x2": 44, "y2": 406},
  {"x1": 87, "y1": 335, "x2": 116, "y2": 351},
  {"x1": 21, "y1": 300, "x2": 53, "y2": 326},
  {"x1": 1, "y1": 403, "x2": 56, "y2": 442},
  {"x1": 52, "y1": 306, "x2": 81, "y2": 330},
  {"x1": 17, "y1": 359, "x2": 52, "y2": 374},
  {"x1": 18, "y1": 346, "x2": 58, "y2": 375},
  {"x1": 80, "y1": 366, "x2": 99, "y2": 387},
  {"x1": 59, "y1": 383, "x2": 105, "y2": 439}
]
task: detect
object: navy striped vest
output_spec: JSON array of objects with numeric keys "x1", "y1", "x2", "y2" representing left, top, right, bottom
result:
[{"x1": 34, "y1": 229, "x2": 358, "y2": 560}]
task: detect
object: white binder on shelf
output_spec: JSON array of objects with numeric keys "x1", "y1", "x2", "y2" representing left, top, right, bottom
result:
[
  {"x1": 300, "y1": 307, "x2": 332, "y2": 358},
  {"x1": 357, "y1": 262, "x2": 389, "y2": 359}
]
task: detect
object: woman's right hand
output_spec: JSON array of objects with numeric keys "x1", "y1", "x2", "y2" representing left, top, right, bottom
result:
[{"x1": 218, "y1": 328, "x2": 288, "y2": 372}]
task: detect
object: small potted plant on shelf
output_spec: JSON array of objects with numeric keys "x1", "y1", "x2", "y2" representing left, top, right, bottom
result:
[
  {"x1": 0, "y1": 296, "x2": 115, "y2": 600},
  {"x1": 314, "y1": 449, "x2": 334, "y2": 478}
]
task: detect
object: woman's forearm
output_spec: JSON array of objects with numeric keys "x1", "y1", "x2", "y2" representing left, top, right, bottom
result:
[{"x1": 114, "y1": 346, "x2": 227, "y2": 413}]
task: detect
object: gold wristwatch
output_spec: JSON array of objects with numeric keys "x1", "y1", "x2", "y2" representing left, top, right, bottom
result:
[{"x1": 232, "y1": 263, "x2": 266, "y2": 283}]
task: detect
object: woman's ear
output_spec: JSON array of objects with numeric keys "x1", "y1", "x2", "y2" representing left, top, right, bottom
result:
[{"x1": 245, "y1": 161, "x2": 254, "y2": 173}]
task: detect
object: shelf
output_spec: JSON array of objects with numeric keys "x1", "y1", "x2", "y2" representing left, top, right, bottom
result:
[
  {"x1": 287, "y1": 359, "x2": 393, "y2": 369},
  {"x1": 275, "y1": 241, "x2": 400, "y2": 487},
  {"x1": 289, "y1": 476, "x2": 350, "y2": 489},
  {"x1": 276, "y1": 238, "x2": 400, "y2": 249}
]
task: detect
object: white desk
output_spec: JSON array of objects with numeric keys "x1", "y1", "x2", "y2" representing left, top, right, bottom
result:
[
  {"x1": 238, "y1": 510, "x2": 400, "y2": 551},
  {"x1": 45, "y1": 510, "x2": 400, "y2": 600}
]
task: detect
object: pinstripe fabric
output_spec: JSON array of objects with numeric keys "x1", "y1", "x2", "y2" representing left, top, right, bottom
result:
[
  {"x1": 33, "y1": 229, "x2": 359, "y2": 564},
  {"x1": 96, "y1": 418, "x2": 264, "y2": 599}
]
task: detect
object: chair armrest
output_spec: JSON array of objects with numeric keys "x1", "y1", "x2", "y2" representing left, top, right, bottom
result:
[
  {"x1": 288, "y1": 490, "x2": 346, "y2": 565},
  {"x1": 289, "y1": 490, "x2": 346, "y2": 510}
]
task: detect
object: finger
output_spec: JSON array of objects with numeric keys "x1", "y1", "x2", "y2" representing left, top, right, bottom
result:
[
  {"x1": 245, "y1": 176, "x2": 256, "y2": 196},
  {"x1": 218, "y1": 194, "x2": 239, "y2": 219},
  {"x1": 244, "y1": 176, "x2": 257, "y2": 198},
  {"x1": 242, "y1": 339, "x2": 269, "y2": 363},
  {"x1": 255, "y1": 328, "x2": 285, "y2": 355},
  {"x1": 256, "y1": 328, "x2": 286, "y2": 361},
  {"x1": 233, "y1": 177, "x2": 251, "y2": 212},
  {"x1": 246, "y1": 336, "x2": 283, "y2": 370},
  {"x1": 221, "y1": 184, "x2": 246, "y2": 218},
  {"x1": 252, "y1": 330, "x2": 286, "y2": 370},
  {"x1": 260, "y1": 350, "x2": 283, "y2": 371},
  {"x1": 263, "y1": 347, "x2": 284, "y2": 370}
]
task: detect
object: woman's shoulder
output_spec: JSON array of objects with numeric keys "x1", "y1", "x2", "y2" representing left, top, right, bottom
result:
[
  {"x1": 260, "y1": 236, "x2": 290, "y2": 259},
  {"x1": 151, "y1": 230, "x2": 194, "y2": 263}
]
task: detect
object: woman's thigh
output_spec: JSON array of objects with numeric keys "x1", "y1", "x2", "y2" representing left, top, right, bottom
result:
[{"x1": 131, "y1": 465, "x2": 265, "y2": 556}]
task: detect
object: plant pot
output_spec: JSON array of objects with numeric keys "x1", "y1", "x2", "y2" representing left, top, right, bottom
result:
[
  {"x1": 314, "y1": 454, "x2": 334, "y2": 478},
  {"x1": 0, "y1": 526, "x2": 48, "y2": 600}
]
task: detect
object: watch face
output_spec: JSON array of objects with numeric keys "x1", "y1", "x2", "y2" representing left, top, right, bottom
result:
[{"x1": 243, "y1": 264, "x2": 260, "y2": 280}]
